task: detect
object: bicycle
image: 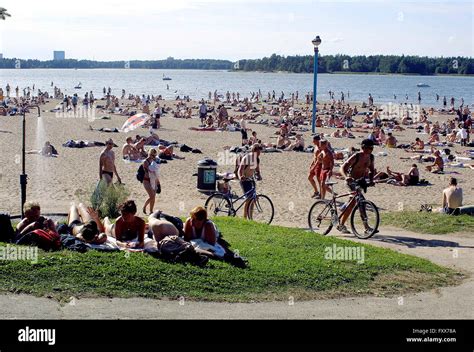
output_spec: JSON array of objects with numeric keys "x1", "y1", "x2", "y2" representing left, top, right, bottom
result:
[
  {"x1": 308, "y1": 178, "x2": 380, "y2": 239},
  {"x1": 205, "y1": 176, "x2": 275, "y2": 225}
]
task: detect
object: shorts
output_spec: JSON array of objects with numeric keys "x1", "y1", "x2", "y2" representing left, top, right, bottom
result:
[
  {"x1": 241, "y1": 129, "x2": 248, "y2": 140},
  {"x1": 102, "y1": 171, "x2": 113, "y2": 178},
  {"x1": 320, "y1": 169, "x2": 332, "y2": 184},
  {"x1": 200, "y1": 112, "x2": 207, "y2": 119},
  {"x1": 240, "y1": 179, "x2": 256, "y2": 198},
  {"x1": 310, "y1": 163, "x2": 322, "y2": 178}
]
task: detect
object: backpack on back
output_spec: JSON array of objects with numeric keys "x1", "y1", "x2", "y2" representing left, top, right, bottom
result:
[{"x1": 136, "y1": 164, "x2": 145, "y2": 183}]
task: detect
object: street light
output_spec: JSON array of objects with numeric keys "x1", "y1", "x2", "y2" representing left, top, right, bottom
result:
[
  {"x1": 20, "y1": 105, "x2": 40, "y2": 218},
  {"x1": 311, "y1": 35, "x2": 321, "y2": 134}
]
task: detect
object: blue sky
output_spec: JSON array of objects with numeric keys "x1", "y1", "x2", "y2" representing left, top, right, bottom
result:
[{"x1": 0, "y1": 0, "x2": 472, "y2": 60}]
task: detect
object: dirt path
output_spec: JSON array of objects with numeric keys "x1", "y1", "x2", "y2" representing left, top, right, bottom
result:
[{"x1": 1, "y1": 227, "x2": 473, "y2": 319}]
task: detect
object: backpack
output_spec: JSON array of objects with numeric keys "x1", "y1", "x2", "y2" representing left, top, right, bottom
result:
[
  {"x1": 16, "y1": 229, "x2": 61, "y2": 251},
  {"x1": 136, "y1": 164, "x2": 145, "y2": 183},
  {"x1": 0, "y1": 213, "x2": 15, "y2": 243},
  {"x1": 157, "y1": 235, "x2": 208, "y2": 266}
]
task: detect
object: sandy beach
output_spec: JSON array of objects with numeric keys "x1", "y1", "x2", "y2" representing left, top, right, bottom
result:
[{"x1": 0, "y1": 97, "x2": 472, "y2": 229}]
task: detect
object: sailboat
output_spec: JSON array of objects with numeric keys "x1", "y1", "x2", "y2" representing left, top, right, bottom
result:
[
  {"x1": 74, "y1": 82, "x2": 82, "y2": 89},
  {"x1": 162, "y1": 74, "x2": 172, "y2": 81}
]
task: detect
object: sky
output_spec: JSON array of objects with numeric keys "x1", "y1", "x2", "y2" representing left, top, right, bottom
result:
[{"x1": 0, "y1": 0, "x2": 472, "y2": 61}]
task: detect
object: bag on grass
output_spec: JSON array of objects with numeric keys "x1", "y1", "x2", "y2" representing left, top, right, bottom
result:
[
  {"x1": 0, "y1": 213, "x2": 15, "y2": 243},
  {"x1": 157, "y1": 235, "x2": 208, "y2": 266},
  {"x1": 16, "y1": 229, "x2": 61, "y2": 251}
]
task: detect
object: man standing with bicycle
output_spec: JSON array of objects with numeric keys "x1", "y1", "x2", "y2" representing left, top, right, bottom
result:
[
  {"x1": 237, "y1": 143, "x2": 262, "y2": 219},
  {"x1": 338, "y1": 139, "x2": 375, "y2": 234}
]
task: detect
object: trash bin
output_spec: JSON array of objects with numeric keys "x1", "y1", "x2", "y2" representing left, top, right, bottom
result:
[{"x1": 197, "y1": 158, "x2": 217, "y2": 192}]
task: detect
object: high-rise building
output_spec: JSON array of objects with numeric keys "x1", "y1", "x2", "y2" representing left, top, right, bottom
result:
[{"x1": 53, "y1": 51, "x2": 65, "y2": 60}]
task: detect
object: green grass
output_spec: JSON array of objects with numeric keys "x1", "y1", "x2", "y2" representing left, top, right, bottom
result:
[
  {"x1": 0, "y1": 218, "x2": 461, "y2": 302},
  {"x1": 382, "y1": 211, "x2": 474, "y2": 235}
]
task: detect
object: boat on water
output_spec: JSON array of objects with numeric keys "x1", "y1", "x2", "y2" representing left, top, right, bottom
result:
[
  {"x1": 74, "y1": 82, "x2": 82, "y2": 89},
  {"x1": 162, "y1": 74, "x2": 172, "y2": 81},
  {"x1": 416, "y1": 83, "x2": 430, "y2": 87}
]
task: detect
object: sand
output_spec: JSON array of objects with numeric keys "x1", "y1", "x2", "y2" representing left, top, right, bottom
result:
[{"x1": 0, "y1": 98, "x2": 472, "y2": 228}]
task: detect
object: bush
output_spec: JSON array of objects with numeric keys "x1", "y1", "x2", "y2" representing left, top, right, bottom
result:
[{"x1": 90, "y1": 181, "x2": 130, "y2": 218}]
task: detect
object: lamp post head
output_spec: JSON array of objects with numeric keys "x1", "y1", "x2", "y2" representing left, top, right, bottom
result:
[{"x1": 312, "y1": 36, "x2": 322, "y2": 48}]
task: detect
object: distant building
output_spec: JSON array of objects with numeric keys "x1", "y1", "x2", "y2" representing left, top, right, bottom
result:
[
  {"x1": 53, "y1": 51, "x2": 65, "y2": 60},
  {"x1": 0, "y1": 53, "x2": 3, "y2": 59}
]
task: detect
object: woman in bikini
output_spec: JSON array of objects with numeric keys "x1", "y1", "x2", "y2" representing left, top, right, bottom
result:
[
  {"x1": 142, "y1": 149, "x2": 159, "y2": 215},
  {"x1": 104, "y1": 200, "x2": 145, "y2": 249}
]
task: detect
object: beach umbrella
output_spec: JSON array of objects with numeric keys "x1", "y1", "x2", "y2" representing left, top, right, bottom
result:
[{"x1": 120, "y1": 113, "x2": 151, "y2": 133}]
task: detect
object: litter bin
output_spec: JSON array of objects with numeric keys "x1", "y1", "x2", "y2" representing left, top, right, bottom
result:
[{"x1": 197, "y1": 158, "x2": 217, "y2": 192}]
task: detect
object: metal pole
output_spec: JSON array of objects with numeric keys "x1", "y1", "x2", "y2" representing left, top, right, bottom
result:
[
  {"x1": 311, "y1": 47, "x2": 319, "y2": 134},
  {"x1": 20, "y1": 109, "x2": 27, "y2": 218}
]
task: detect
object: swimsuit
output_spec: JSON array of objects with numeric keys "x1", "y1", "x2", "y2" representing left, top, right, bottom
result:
[{"x1": 102, "y1": 171, "x2": 113, "y2": 178}]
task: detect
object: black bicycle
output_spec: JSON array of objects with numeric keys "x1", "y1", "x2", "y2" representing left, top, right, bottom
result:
[
  {"x1": 205, "y1": 177, "x2": 274, "y2": 225},
  {"x1": 308, "y1": 178, "x2": 380, "y2": 239}
]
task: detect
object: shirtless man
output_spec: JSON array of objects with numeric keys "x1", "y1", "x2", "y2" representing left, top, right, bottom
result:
[
  {"x1": 385, "y1": 133, "x2": 397, "y2": 148},
  {"x1": 441, "y1": 177, "x2": 463, "y2": 214},
  {"x1": 238, "y1": 143, "x2": 262, "y2": 219},
  {"x1": 99, "y1": 138, "x2": 122, "y2": 185},
  {"x1": 410, "y1": 137, "x2": 424, "y2": 151},
  {"x1": 338, "y1": 139, "x2": 376, "y2": 234},
  {"x1": 122, "y1": 137, "x2": 141, "y2": 160},
  {"x1": 308, "y1": 135, "x2": 322, "y2": 198},
  {"x1": 317, "y1": 139, "x2": 335, "y2": 199}
]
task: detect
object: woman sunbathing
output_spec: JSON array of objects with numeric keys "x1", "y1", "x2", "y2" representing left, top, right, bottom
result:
[
  {"x1": 103, "y1": 200, "x2": 145, "y2": 249},
  {"x1": 386, "y1": 165, "x2": 420, "y2": 186}
]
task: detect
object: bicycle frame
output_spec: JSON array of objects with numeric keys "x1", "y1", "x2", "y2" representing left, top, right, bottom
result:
[
  {"x1": 326, "y1": 185, "x2": 366, "y2": 221},
  {"x1": 222, "y1": 182, "x2": 257, "y2": 215}
]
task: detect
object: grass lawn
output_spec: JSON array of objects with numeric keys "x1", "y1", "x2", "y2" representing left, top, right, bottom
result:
[
  {"x1": 0, "y1": 217, "x2": 462, "y2": 302},
  {"x1": 381, "y1": 211, "x2": 474, "y2": 235}
]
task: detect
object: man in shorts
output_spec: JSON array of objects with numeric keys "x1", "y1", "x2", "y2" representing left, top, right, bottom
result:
[
  {"x1": 238, "y1": 144, "x2": 262, "y2": 219},
  {"x1": 338, "y1": 139, "x2": 376, "y2": 234}
]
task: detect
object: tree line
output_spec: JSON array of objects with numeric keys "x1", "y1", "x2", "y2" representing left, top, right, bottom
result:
[
  {"x1": 236, "y1": 54, "x2": 474, "y2": 75},
  {"x1": 0, "y1": 57, "x2": 232, "y2": 70},
  {"x1": 1, "y1": 54, "x2": 473, "y2": 75}
]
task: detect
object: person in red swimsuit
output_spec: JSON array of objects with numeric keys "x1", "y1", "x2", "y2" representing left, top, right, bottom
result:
[{"x1": 317, "y1": 139, "x2": 335, "y2": 200}]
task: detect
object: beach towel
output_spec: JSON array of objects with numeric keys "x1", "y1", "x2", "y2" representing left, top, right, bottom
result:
[
  {"x1": 63, "y1": 140, "x2": 113, "y2": 148},
  {"x1": 189, "y1": 127, "x2": 217, "y2": 131}
]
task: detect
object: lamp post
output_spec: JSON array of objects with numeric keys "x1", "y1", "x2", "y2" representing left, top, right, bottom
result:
[
  {"x1": 311, "y1": 35, "x2": 321, "y2": 134},
  {"x1": 20, "y1": 105, "x2": 40, "y2": 218}
]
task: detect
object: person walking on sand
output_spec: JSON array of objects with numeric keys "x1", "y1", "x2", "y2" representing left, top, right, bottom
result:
[
  {"x1": 142, "y1": 149, "x2": 161, "y2": 215},
  {"x1": 199, "y1": 100, "x2": 207, "y2": 126},
  {"x1": 99, "y1": 138, "x2": 122, "y2": 185}
]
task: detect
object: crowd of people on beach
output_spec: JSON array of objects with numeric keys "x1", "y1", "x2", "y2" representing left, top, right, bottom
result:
[{"x1": 1, "y1": 81, "x2": 473, "y2": 264}]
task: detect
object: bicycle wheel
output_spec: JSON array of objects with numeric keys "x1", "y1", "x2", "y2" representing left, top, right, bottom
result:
[
  {"x1": 350, "y1": 200, "x2": 380, "y2": 239},
  {"x1": 308, "y1": 200, "x2": 334, "y2": 235},
  {"x1": 205, "y1": 193, "x2": 233, "y2": 218},
  {"x1": 247, "y1": 194, "x2": 274, "y2": 225}
]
